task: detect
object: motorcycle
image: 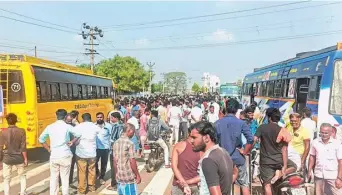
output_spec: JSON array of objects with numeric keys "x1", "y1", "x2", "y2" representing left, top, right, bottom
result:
[
  {"x1": 143, "y1": 130, "x2": 172, "y2": 173},
  {"x1": 272, "y1": 172, "x2": 308, "y2": 195},
  {"x1": 251, "y1": 149, "x2": 308, "y2": 195}
]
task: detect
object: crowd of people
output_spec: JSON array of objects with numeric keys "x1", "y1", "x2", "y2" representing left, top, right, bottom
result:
[{"x1": 0, "y1": 94, "x2": 341, "y2": 195}]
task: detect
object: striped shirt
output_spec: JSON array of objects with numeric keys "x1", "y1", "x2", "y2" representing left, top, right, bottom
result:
[
  {"x1": 110, "y1": 122, "x2": 124, "y2": 154},
  {"x1": 113, "y1": 135, "x2": 136, "y2": 184}
]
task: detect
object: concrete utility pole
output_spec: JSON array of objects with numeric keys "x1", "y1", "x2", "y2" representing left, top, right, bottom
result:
[
  {"x1": 161, "y1": 73, "x2": 166, "y2": 93},
  {"x1": 81, "y1": 23, "x2": 104, "y2": 73},
  {"x1": 34, "y1": 46, "x2": 37, "y2": 57},
  {"x1": 146, "y1": 62, "x2": 155, "y2": 94}
]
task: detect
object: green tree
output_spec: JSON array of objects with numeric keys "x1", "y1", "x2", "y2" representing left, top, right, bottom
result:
[
  {"x1": 77, "y1": 63, "x2": 91, "y2": 70},
  {"x1": 164, "y1": 72, "x2": 187, "y2": 94},
  {"x1": 95, "y1": 55, "x2": 150, "y2": 92},
  {"x1": 191, "y1": 82, "x2": 201, "y2": 93},
  {"x1": 152, "y1": 82, "x2": 163, "y2": 93}
]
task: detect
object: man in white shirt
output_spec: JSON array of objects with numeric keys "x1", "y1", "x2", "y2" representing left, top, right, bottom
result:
[
  {"x1": 72, "y1": 113, "x2": 101, "y2": 194},
  {"x1": 191, "y1": 102, "x2": 203, "y2": 124},
  {"x1": 207, "y1": 105, "x2": 219, "y2": 123},
  {"x1": 300, "y1": 107, "x2": 317, "y2": 141},
  {"x1": 39, "y1": 109, "x2": 80, "y2": 195},
  {"x1": 308, "y1": 123, "x2": 342, "y2": 195},
  {"x1": 168, "y1": 100, "x2": 182, "y2": 144}
]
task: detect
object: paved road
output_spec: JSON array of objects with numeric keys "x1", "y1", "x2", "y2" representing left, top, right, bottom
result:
[
  {"x1": 0, "y1": 148, "x2": 314, "y2": 195},
  {"x1": 0, "y1": 157, "x2": 173, "y2": 195}
]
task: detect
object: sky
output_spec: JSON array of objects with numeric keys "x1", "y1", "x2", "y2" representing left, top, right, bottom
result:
[{"x1": 1, "y1": 0, "x2": 342, "y2": 85}]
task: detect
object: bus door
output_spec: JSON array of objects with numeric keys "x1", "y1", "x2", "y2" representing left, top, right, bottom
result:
[{"x1": 295, "y1": 78, "x2": 310, "y2": 112}]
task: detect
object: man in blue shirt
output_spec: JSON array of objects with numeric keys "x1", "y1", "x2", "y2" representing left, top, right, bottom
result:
[
  {"x1": 244, "y1": 107, "x2": 259, "y2": 148},
  {"x1": 215, "y1": 99, "x2": 253, "y2": 195},
  {"x1": 130, "y1": 100, "x2": 140, "y2": 117},
  {"x1": 95, "y1": 112, "x2": 112, "y2": 185}
]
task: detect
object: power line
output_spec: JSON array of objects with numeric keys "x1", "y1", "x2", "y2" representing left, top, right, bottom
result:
[
  {"x1": 105, "y1": 1, "x2": 341, "y2": 31},
  {"x1": 97, "y1": 39, "x2": 115, "y2": 50},
  {"x1": 0, "y1": 44, "x2": 82, "y2": 54},
  {"x1": 98, "y1": 53, "x2": 107, "y2": 59},
  {"x1": 0, "y1": 8, "x2": 79, "y2": 31},
  {"x1": 99, "y1": 29, "x2": 342, "y2": 51},
  {"x1": 0, "y1": 41, "x2": 83, "y2": 53},
  {"x1": 0, "y1": 38, "x2": 82, "y2": 50},
  {"x1": 0, "y1": 15, "x2": 77, "y2": 34},
  {"x1": 101, "y1": 1, "x2": 310, "y2": 29},
  {"x1": 105, "y1": 15, "x2": 335, "y2": 44}
]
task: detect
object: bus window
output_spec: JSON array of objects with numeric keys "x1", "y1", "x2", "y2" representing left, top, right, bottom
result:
[
  {"x1": 3, "y1": 70, "x2": 26, "y2": 103},
  {"x1": 72, "y1": 84, "x2": 79, "y2": 100},
  {"x1": 309, "y1": 76, "x2": 322, "y2": 100},
  {"x1": 77, "y1": 85, "x2": 82, "y2": 99},
  {"x1": 60, "y1": 83, "x2": 68, "y2": 100},
  {"x1": 90, "y1": 86, "x2": 96, "y2": 98},
  {"x1": 104, "y1": 87, "x2": 109, "y2": 98},
  {"x1": 67, "y1": 84, "x2": 73, "y2": 100},
  {"x1": 330, "y1": 60, "x2": 342, "y2": 115},
  {"x1": 274, "y1": 80, "x2": 283, "y2": 97},
  {"x1": 100, "y1": 87, "x2": 104, "y2": 98},
  {"x1": 39, "y1": 81, "x2": 50, "y2": 102},
  {"x1": 244, "y1": 84, "x2": 249, "y2": 95},
  {"x1": 267, "y1": 81, "x2": 275, "y2": 97},
  {"x1": 96, "y1": 86, "x2": 101, "y2": 98},
  {"x1": 261, "y1": 82, "x2": 267, "y2": 96},
  {"x1": 87, "y1": 86, "x2": 92, "y2": 99},
  {"x1": 50, "y1": 83, "x2": 60, "y2": 101},
  {"x1": 82, "y1": 85, "x2": 87, "y2": 99},
  {"x1": 36, "y1": 82, "x2": 41, "y2": 102}
]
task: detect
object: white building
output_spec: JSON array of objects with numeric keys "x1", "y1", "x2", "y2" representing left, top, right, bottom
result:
[{"x1": 202, "y1": 72, "x2": 220, "y2": 92}]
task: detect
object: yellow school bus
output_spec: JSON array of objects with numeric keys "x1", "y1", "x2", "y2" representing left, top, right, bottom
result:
[{"x1": 0, "y1": 54, "x2": 114, "y2": 149}]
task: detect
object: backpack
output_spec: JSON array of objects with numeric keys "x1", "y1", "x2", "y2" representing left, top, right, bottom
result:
[{"x1": 147, "y1": 119, "x2": 160, "y2": 141}]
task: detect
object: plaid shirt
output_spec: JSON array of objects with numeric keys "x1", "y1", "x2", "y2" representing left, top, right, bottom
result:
[
  {"x1": 110, "y1": 122, "x2": 124, "y2": 154},
  {"x1": 113, "y1": 134, "x2": 136, "y2": 184}
]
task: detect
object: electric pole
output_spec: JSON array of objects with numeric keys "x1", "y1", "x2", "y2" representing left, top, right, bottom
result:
[
  {"x1": 146, "y1": 62, "x2": 155, "y2": 94},
  {"x1": 34, "y1": 46, "x2": 37, "y2": 57},
  {"x1": 81, "y1": 23, "x2": 104, "y2": 73},
  {"x1": 161, "y1": 73, "x2": 166, "y2": 93}
]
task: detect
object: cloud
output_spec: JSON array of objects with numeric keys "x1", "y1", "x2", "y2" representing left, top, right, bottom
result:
[
  {"x1": 73, "y1": 34, "x2": 83, "y2": 42},
  {"x1": 205, "y1": 29, "x2": 234, "y2": 42},
  {"x1": 135, "y1": 38, "x2": 149, "y2": 46}
]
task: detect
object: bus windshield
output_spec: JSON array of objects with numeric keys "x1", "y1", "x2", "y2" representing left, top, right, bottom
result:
[
  {"x1": 0, "y1": 70, "x2": 26, "y2": 104},
  {"x1": 220, "y1": 85, "x2": 240, "y2": 96}
]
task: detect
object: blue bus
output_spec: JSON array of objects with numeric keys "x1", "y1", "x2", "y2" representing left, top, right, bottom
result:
[
  {"x1": 242, "y1": 43, "x2": 342, "y2": 131},
  {"x1": 219, "y1": 83, "x2": 241, "y2": 99}
]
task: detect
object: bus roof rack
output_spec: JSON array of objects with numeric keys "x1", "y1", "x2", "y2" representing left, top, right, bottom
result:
[{"x1": 253, "y1": 45, "x2": 336, "y2": 73}]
